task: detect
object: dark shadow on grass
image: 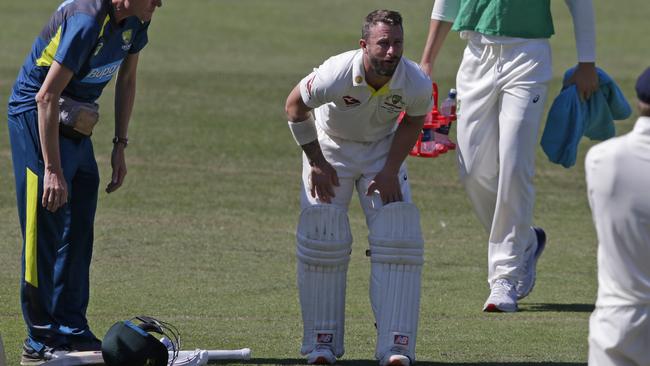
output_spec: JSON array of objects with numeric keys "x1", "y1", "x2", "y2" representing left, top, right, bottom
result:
[
  {"x1": 519, "y1": 303, "x2": 595, "y2": 313},
  {"x1": 234, "y1": 359, "x2": 586, "y2": 366}
]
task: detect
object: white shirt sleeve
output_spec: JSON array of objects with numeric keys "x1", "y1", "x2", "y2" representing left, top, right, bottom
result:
[
  {"x1": 565, "y1": 0, "x2": 597, "y2": 62},
  {"x1": 431, "y1": 0, "x2": 460, "y2": 22},
  {"x1": 299, "y1": 63, "x2": 335, "y2": 109},
  {"x1": 406, "y1": 83, "x2": 434, "y2": 117}
]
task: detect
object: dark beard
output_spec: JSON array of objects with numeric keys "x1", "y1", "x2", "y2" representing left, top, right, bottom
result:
[{"x1": 370, "y1": 56, "x2": 400, "y2": 77}]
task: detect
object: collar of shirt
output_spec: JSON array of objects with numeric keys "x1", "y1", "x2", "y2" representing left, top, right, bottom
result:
[{"x1": 351, "y1": 49, "x2": 406, "y2": 91}]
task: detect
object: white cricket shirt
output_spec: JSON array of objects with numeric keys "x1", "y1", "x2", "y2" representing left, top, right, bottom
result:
[
  {"x1": 299, "y1": 49, "x2": 433, "y2": 143},
  {"x1": 586, "y1": 116, "x2": 650, "y2": 307}
]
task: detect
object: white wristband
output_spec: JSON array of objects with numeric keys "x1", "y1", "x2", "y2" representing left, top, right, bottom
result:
[{"x1": 288, "y1": 116, "x2": 318, "y2": 146}]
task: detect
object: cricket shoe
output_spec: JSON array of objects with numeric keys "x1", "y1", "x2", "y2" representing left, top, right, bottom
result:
[
  {"x1": 483, "y1": 278, "x2": 518, "y2": 313},
  {"x1": 516, "y1": 227, "x2": 546, "y2": 300},
  {"x1": 379, "y1": 348, "x2": 411, "y2": 366},
  {"x1": 69, "y1": 335, "x2": 102, "y2": 352},
  {"x1": 21, "y1": 339, "x2": 70, "y2": 365},
  {"x1": 307, "y1": 345, "x2": 336, "y2": 365}
]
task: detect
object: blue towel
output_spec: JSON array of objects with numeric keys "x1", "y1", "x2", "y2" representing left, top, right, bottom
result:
[{"x1": 541, "y1": 67, "x2": 631, "y2": 168}]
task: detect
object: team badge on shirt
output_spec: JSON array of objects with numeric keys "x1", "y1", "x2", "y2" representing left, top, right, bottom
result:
[
  {"x1": 121, "y1": 29, "x2": 133, "y2": 50},
  {"x1": 381, "y1": 94, "x2": 405, "y2": 113}
]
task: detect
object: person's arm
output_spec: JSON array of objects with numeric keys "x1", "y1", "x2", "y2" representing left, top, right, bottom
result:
[
  {"x1": 106, "y1": 52, "x2": 139, "y2": 193},
  {"x1": 366, "y1": 114, "x2": 426, "y2": 204},
  {"x1": 419, "y1": 0, "x2": 458, "y2": 76},
  {"x1": 36, "y1": 61, "x2": 74, "y2": 212},
  {"x1": 420, "y1": 21, "x2": 453, "y2": 77},
  {"x1": 285, "y1": 84, "x2": 339, "y2": 203},
  {"x1": 565, "y1": 0, "x2": 599, "y2": 101}
]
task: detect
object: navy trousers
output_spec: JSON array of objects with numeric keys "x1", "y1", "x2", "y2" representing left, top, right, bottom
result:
[{"x1": 8, "y1": 109, "x2": 100, "y2": 347}]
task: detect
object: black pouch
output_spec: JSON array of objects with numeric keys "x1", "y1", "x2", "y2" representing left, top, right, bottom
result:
[{"x1": 59, "y1": 96, "x2": 99, "y2": 136}]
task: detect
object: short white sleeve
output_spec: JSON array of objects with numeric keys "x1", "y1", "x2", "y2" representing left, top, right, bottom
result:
[
  {"x1": 299, "y1": 60, "x2": 338, "y2": 109},
  {"x1": 431, "y1": 0, "x2": 460, "y2": 22},
  {"x1": 405, "y1": 83, "x2": 434, "y2": 117}
]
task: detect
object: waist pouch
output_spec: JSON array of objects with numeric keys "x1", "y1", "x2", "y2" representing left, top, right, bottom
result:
[{"x1": 59, "y1": 96, "x2": 99, "y2": 137}]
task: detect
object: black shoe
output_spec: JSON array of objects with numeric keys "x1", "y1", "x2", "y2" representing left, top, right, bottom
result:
[
  {"x1": 70, "y1": 336, "x2": 102, "y2": 351},
  {"x1": 21, "y1": 339, "x2": 70, "y2": 365}
]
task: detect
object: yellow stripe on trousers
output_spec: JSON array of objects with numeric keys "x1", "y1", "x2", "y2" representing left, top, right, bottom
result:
[{"x1": 25, "y1": 168, "x2": 38, "y2": 288}]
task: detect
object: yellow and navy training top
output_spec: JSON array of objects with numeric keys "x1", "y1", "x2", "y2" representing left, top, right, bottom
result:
[{"x1": 8, "y1": 0, "x2": 149, "y2": 115}]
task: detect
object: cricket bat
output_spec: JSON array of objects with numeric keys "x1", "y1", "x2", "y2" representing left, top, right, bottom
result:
[{"x1": 43, "y1": 348, "x2": 252, "y2": 365}]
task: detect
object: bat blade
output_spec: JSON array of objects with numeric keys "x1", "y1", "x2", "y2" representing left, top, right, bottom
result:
[
  {"x1": 42, "y1": 351, "x2": 103, "y2": 366},
  {"x1": 43, "y1": 348, "x2": 252, "y2": 365}
]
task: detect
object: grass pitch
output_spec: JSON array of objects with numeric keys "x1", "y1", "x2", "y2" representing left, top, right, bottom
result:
[{"x1": 1, "y1": 1, "x2": 648, "y2": 365}]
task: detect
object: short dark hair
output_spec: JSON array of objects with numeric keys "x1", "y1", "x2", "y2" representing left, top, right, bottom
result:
[
  {"x1": 636, "y1": 67, "x2": 650, "y2": 105},
  {"x1": 362, "y1": 10, "x2": 403, "y2": 40}
]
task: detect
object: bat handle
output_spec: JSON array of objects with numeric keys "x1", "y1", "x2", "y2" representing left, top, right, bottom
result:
[{"x1": 206, "y1": 348, "x2": 252, "y2": 360}]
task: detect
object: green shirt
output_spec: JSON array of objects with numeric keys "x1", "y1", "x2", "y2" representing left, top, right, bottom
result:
[{"x1": 452, "y1": 0, "x2": 555, "y2": 39}]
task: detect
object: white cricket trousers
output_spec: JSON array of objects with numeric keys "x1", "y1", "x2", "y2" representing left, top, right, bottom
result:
[
  {"x1": 300, "y1": 129, "x2": 412, "y2": 223},
  {"x1": 455, "y1": 36, "x2": 552, "y2": 285},
  {"x1": 589, "y1": 305, "x2": 650, "y2": 366}
]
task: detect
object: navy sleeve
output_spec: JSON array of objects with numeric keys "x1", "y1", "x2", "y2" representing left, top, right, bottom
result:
[
  {"x1": 129, "y1": 21, "x2": 149, "y2": 54},
  {"x1": 54, "y1": 13, "x2": 100, "y2": 74}
]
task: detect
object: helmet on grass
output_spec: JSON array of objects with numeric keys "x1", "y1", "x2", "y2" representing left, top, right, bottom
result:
[{"x1": 101, "y1": 315, "x2": 180, "y2": 366}]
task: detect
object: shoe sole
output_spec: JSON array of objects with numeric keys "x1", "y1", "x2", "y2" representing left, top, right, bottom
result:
[
  {"x1": 307, "y1": 349, "x2": 336, "y2": 365},
  {"x1": 517, "y1": 227, "x2": 546, "y2": 300},
  {"x1": 380, "y1": 354, "x2": 410, "y2": 366},
  {"x1": 309, "y1": 356, "x2": 335, "y2": 365},
  {"x1": 387, "y1": 359, "x2": 410, "y2": 366},
  {"x1": 483, "y1": 303, "x2": 518, "y2": 313},
  {"x1": 21, "y1": 357, "x2": 47, "y2": 366}
]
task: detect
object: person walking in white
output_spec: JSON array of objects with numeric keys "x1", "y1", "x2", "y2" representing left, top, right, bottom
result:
[
  {"x1": 419, "y1": 0, "x2": 599, "y2": 312},
  {"x1": 284, "y1": 10, "x2": 433, "y2": 366},
  {"x1": 586, "y1": 67, "x2": 650, "y2": 366}
]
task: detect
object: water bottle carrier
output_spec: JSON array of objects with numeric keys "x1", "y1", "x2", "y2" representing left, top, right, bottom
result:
[{"x1": 398, "y1": 82, "x2": 457, "y2": 158}]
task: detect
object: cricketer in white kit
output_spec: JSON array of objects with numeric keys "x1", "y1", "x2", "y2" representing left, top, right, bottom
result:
[
  {"x1": 586, "y1": 68, "x2": 650, "y2": 366},
  {"x1": 284, "y1": 9, "x2": 433, "y2": 366},
  {"x1": 419, "y1": 0, "x2": 599, "y2": 312}
]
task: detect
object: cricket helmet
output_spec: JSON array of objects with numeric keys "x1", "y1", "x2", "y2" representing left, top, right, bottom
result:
[{"x1": 101, "y1": 315, "x2": 180, "y2": 366}]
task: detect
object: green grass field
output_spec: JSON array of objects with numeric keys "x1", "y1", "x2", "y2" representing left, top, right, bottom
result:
[{"x1": 1, "y1": 1, "x2": 648, "y2": 365}]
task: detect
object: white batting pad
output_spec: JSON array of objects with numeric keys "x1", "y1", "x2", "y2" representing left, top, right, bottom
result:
[
  {"x1": 368, "y1": 202, "x2": 424, "y2": 361},
  {"x1": 296, "y1": 204, "x2": 353, "y2": 357}
]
